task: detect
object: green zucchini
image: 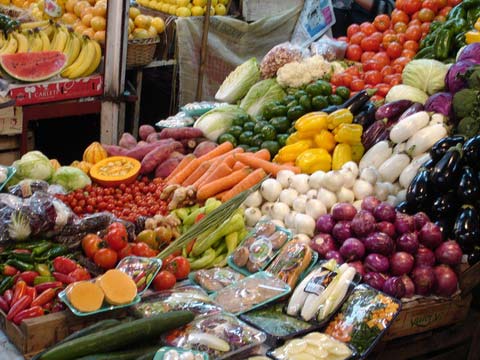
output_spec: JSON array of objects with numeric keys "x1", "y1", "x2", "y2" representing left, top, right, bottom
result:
[
  {"x1": 39, "y1": 311, "x2": 194, "y2": 360},
  {"x1": 75, "y1": 345, "x2": 159, "y2": 360}
]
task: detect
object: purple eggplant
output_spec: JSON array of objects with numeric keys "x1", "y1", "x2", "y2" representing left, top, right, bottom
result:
[
  {"x1": 354, "y1": 102, "x2": 376, "y2": 128},
  {"x1": 398, "y1": 103, "x2": 424, "y2": 121},
  {"x1": 375, "y1": 100, "x2": 412, "y2": 121},
  {"x1": 362, "y1": 120, "x2": 389, "y2": 150}
]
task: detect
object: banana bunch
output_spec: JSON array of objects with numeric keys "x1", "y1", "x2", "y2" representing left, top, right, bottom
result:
[{"x1": 60, "y1": 30, "x2": 102, "y2": 79}]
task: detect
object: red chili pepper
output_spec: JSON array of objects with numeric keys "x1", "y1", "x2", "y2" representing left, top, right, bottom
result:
[
  {"x1": 133, "y1": 270, "x2": 146, "y2": 284},
  {"x1": 42, "y1": 301, "x2": 53, "y2": 312},
  {"x1": 19, "y1": 271, "x2": 39, "y2": 286},
  {"x1": 51, "y1": 301, "x2": 64, "y2": 313},
  {"x1": 3, "y1": 289, "x2": 13, "y2": 305},
  {"x1": 0, "y1": 296, "x2": 9, "y2": 313},
  {"x1": 7, "y1": 295, "x2": 32, "y2": 321},
  {"x1": 25, "y1": 286, "x2": 36, "y2": 301},
  {"x1": 12, "y1": 249, "x2": 31, "y2": 254},
  {"x1": 31, "y1": 288, "x2": 56, "y2": 307},
  {"x1": 34, "y1": 281, "x2": 63, "y2": 294},
  {"x1": 52, "y1": 272, "x2": 75, "y2": 284},
  {"x1": 11, "y1": 280, "x2": 27, "y2": 305},
  {"x1": 3, "y1": 265, "x2": 19, "y2": 276},
  {"x1": 13, "y1": 306, "x2": 44, "y2": 325}
]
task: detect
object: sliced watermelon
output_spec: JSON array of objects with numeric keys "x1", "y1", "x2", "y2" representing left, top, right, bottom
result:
[{"x1": 0, "y1": 51, "x2": 67, "y2": 82}]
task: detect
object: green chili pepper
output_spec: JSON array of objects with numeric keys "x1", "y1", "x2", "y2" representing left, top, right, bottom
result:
[
  {"x1": 33, "y1": 276, "x2": 56, "y2": 286},
  {"x1": 0, "y1": 276, "x2": 14, "y2": 294},
  {"x1": 13, "y1": 252, "x2": 34, "y2": 263},
  {"x1": 32, "y1": 242, "x2": 52, "y2": 257},
  {"x1": 444, "y1": 18, "x2": 467, "y2": 34},
  {"x1": 467, "y1": 8, "x2": 480, "y2": 26},
  {"x1": 34, "y1": 263, "x2": 51, "y2": 277},
  {"x1": 447, "y1": 4, "x2": 467, "y2": 21},
  {"x1": 37, "y1": 245, "x2": 68, "y2": 261},
  {"x1": 14, "y1": 240, "x2": 49, "y2": 250},
  {"x1": 6, "y1": 259, "x2": 34, "y2": 272},
  {"x1": 414, "y1": 46, "x2": 436, "y2": 59},
  {"x1": 434, "y1": 28, "x2": 454, "y2": 60},
  {"x1": 189, "y1": 248, "x2": 216, "y2": 270}
]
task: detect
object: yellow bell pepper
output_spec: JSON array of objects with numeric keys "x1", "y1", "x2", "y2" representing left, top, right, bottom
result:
[
  {"x1": 334, "y1": 124, "x2": 363, "y2": 144},
  {"x1": 295, "y1": 112, "x2": 328, "y2": 133},
  {"x1": 287, "y1": 131, "x2": 317, "y2": 145},
  {"x1": 295, "y1": 148, "x2": 332, "y2": 174},
  {"x1": 466, "y1": 30, "x2": 480, "y2": 45},
  {"x1": 351, "y1": 143, "x2": 365, "y2": 163},
  {"x1": 475, "y1": 18, "x2": 480, "y2": 32},
  {"x1": 327, "y1": 109, "x2": 353, "y2": 130},
  {"x1": 274, "y1": 140, "x2": 313, "y2": 163},
  {"x1": 314, "y1": 130, "x2": 336, "y2": 152},
  {"x1": 332, "y1": 143, "x2": 352, "y2": 170}
]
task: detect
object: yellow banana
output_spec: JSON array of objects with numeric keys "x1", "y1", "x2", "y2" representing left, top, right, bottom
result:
[
  {"x1": 39, "y1": 30, "x2": 50, "y2": 51},
  {"x1": 44, "y1": 24, "x2": 55, "y2": 40},
  {"x1": 0, "y1": 35, "x2": 18, "y2": 55},
  {"x1": 62, "y1": 37, "x2": 92, "y2": 78},
  {"x1": 13, "y1": 32, "x2": 29, "y2": 53},
  {"x1": 20, "y1": 20, "x2": 50, "y2": 31},
  {"x1": 61, "y1": 32, "x2": 71, "y2": 59},
  {"x1": 29, "y1": 32, "x2": 43, "y2": 52},
  {"x1": 65, "y1": 32, "x2": 81, "y2": 67},
  {"x1": 51, "y1": 26, "x2": 67, "y2": 52},
  {"x1": 0, "y1": 32, "x2": 6, "y2": 49},
  {"x1": 81, "y1": 39, "x2": 102, "y2": 77}
]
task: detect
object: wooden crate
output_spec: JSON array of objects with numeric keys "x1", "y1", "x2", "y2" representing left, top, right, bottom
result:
[
  {"x1": 459, "y1": 262, "x2": 480, "y2": 295},
  {"x1": 0, "y1": 132, "x2": 34, "y2": 165},
  {"x1": 383, "y1": 294, "x2": 472, "y2": 340},
  {"x1": 240, "y1": 0, "x2": 304, "y2": 22},
  {"x1": 0, "y1": 308, "x2": 127, "y2": 358}
]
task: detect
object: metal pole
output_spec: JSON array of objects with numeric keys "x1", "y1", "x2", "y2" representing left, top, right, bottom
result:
[
  {"x1": 195, "y1": 0, "x2": 213, "y2": 101},
  {"x1": 100, "y1": 0, "x2": 129, "y2": 144}
]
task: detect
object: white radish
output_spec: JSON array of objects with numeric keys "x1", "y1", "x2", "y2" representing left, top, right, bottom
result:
[
  {"x1": 378, "y1": 154, "x2": 410, "y2": 183},
  {"x1": 390, "y1": 111, "x2": 430, "y2": 143},
  {"x1": 406, "y1": 124, "x2": 447, "y2": 157},
  {"x1": 359, "y1": 141, "x2": 392, "y2": 170},
  {"x1": 393, "y1": 142, "x2": 407, "y2": 154},
  {"x1": 399, "y1": 153, "x2": 431, "y2": 188}
]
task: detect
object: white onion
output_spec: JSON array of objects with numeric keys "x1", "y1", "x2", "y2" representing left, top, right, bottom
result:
[
  {"x1": 245, "y1": 207, "x2": 262, "y2": 227},
  {"x1": 340, "y1": 169, "x2": 356, "y2": 189},
  {"x1": 277, "y1": 169, "x2": 295, "y2": 188},
  {"x1": 336, "y1": 187, "x2": 355, "y2": 203},
  {"x1": 360, "y1": 167, "x2": 379, "y2": 184},
  {"x1": 317, "y1": 188, "x2": 337, "y2": 210},
  {"x1": 293, "y1": 196, "x2": 308, "y2": 213},
  {"x1": 244, "y1": 190, "x2": 263, "y2": 208},
  {"x1": 271, "y1": 202, "x2": 290, "y2": 221},
  {"x1": 261, "y1": 179, "x2": 282, "y2": 202},
  {"x1": 306, "y1": 199, "x2": 327, "y2": 219},
  {"x1": 279, "y1": 188, "x2": 298, "y2": 207},
  {"x1": 341, "y1": 161, "x2": 359, "y2": 178},
  {"x1": 289, "y1": 174, "x2": 310, "y2": 194},
  {"x1": 308, "y1": 171, "x2": 325, "y2": 189},
  {"x1": 294, "y1": 213, "x2": 316, "y2": 237},
  {"x1": 353, "y1": 180, "x2": 373, "y2": 200},
  {"x1": 322, "y1": 171, "x2": 344, "y2": 192}
]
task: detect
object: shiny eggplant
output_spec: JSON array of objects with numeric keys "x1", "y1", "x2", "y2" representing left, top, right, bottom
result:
[
  {"x1": 361, "y1": 120, "x2": 389, "y2": 150},
  {"x1": 430, "y1": 135, "x2": 466, "y2": 162},
  {"x1": 463, "y1": 135, "x2": 480, "y2": 169},
  {"x1": 398, "y1": 103, "x2": 424, "y2": 121},
  {"x1": 467, "y1": 247, "x2": 480, "y2": 265},
  {"x1": 375, "y1": 100, "x2": 412, "y2": 121},
  {"x1": 323, "y1": 89, "x2": 376, "y2": 115},
  {"x1": 421, "y1": 158, "x2": 436, "y2": 171},
  {"x1": 431, "y1": 191, "x2": 459, "y2": 219},
  {"x1": 353, "y1": 102, "x2": 376, "y2": 129},
  {"x1": 435, "y1": 218, "x2": 454, "y2": 241},
  {"x1": 457, "y1": 166, "x2": 480, "y2": 204},
  {"x1": 395, "y1": 201, "x2": 412, "y2": 213},
  {"x1": 429, "y1": 148, "x2": 463, "y2": 191},
  {"x1": 406, "y1": 169, "x2": 432, "y2": 209},
  {"x1": 453, "y1": 205, "x2": 480, "y2": 252}
]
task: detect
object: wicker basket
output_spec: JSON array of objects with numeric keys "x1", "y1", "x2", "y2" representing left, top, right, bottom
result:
[{"x1": 127, "y1": 36, "x2": 160, "y2": 68}]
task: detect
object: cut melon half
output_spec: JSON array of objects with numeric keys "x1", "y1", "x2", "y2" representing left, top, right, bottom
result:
[
  {"x1": 97, "y1": 269, "x2": 137, "y2": 306},
  {"x1": 66, "y1": 281, "x2": 104, "y2": 313}
]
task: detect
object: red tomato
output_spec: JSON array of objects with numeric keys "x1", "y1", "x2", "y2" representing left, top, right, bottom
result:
[
  {"x1": 404, "y1": 0, "x2": 422, "y2": 15},
  {"x1": 364, "y1": 70, "x2": 382, "y2": 85},
  {"x1": 370, "y1": 94, "x2": 385, "y2": 102},
  {"x1": 422, "y1": 0, "x2": 438, "y2": 12},
  {"x1": 396, "y1": 0, "x2": 406, "y2": 11},
  {"x1": 396, "y1": 33, "x2": 407, "y2": 44},
  {"x1": 405, "y1": 25, "x2": 422, "y2": 41},
  {"x1": 434, "y1": 15, "x2": 446, "y2": 22},
  {"x1": 360, "y1": 22, "x2": 376, "y2": 35},
  {"x1": 401, "y1": 49, "x2": 416, "y2": 59},
  {"x1": 372, "y1": 52, "x2": 390, "y2": 67},
  {"x1": 392, "y1": 56, "x2": 411, "y2": 69},
  {"x1": 350, "y1": 32, "x2": 366, "y2": 45},
  {"x1": 408, "y1": 19, "x2": 422, "y2": 27},
  {"x1": 345, "y1": 65, "x2": 361, "y2": 76},
  {"x1": 94, "y1": 248, "x2": 118, "y2": 269},
  {"x1": 435, "y1": 0, "x2": 447, "y2": 8},
  {"x1": 421, "y1": 22, "x2": 431, "y2": 34},
  {"x1": 164, "y1": 256, "x2": 190, "y2": 280},
  {"x1": 346, "y1": 44, "x2": 362, "y2": 61},
  {"x1": 411, "y1": 11, "x2": 420, "y2": 20},
  {"x1": 53, "y1": 257, "x2": 77, "y2": 275},
  {"x1": 363, "y1": 59, "x2": 383, "y2": 72},
  {"x1": 81, "y1": 234, "x2": 103, "y2": 258},
  {"x1": 361, "y1": 36, "x2": 380, "y2": 52},
  {"x1": 347, "y1": 24, "x2": 360, "y2": 38},
  {"x1": 152, "y1": 271, "x2": 176, "y2": 291},
  {"x1": 132, "y1": 242, "x2": 158, "y2": 258},
  {"x1": 342, "y1": 73, "x2": 354, "y2": 87},
  {"x1": 162, "y1": 254, "x2": 176, "y2": 270},
  {"x1": 382, "y1": 33, "x2": 398, "y2": 48},
  {"x1": 403, "y1": 40, "x2": 419, "y2": 52},
  {"x1": 104, "y1": 225, "x2": 128, "y2": 251},
  {"x1": 330, "y1": 73, "x2": 344, "y2": 86},
  {"x1": 361, "y1": 51, "x2": 376, "y2": 63},
  {"x1": 386, "y1": 42, "x2": 403, "y2": 59},
  {"x1": 69, "y1": 268, "x2": 91, "y2": 281},
  {"x1": 375, "y1": 83, "x2": 392, "y2": 97},
  {"x1": 394, "y1": 22, "x2": 407, "y2": 33},
  {"x1": 439, "y1": 6, "x2": 451, "y2": 17},
  {"x1": 351, "y1": 79, "x2": 365, "y2": 91},
  {"x1": 385, "y1": 73, "x2": 402, "y2": 85},
  {"x1": 391, "y1": 9, "x2": 410, "y2": 24},
  {"x1": 118, "y1": 243, "x2": 133, "y2": 260},
  {"x1": 381, "y1": 65, "x2": 394, "y2": 78},
  {"x1": 447, "y1": 0, "x2": 460, "y2": 6},
  {"x1": 373, "y1": 14, "x2": 390, "y2": 31}
]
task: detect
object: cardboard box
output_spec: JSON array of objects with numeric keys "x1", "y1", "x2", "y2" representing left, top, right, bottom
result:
[
  {"x1": 241, "y1": 0, "x2": 304, "y2": 22},
  {"x1": 0, "y1": 106, "x2": 22, "y2": 135}
]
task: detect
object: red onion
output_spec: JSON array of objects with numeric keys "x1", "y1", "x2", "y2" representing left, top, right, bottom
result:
[
  {"x1": 348, "y1": 260, "x2": 365, "y2": 276},
  {"x1": 362, "y1": 196, "x2": 381, "y2": 212},
  {"x1": 364, "y1": 253, "x2": 390, "y2": 273},
  {"x1": 340, "y1": 238, "x2": 365, "y2": 261},
  {"x1": 419, "y1": 222, "x2": 443, "y2": 249},
  {"x1": 394, "y1": 213, "x2": 415, "y2": 234},
  {"x1": 364, "y1": 232, "x2": 395, "y2": 255},
  {"x1": 383, "y1": 276, "x2": 406, "y2": 298},
  {"x1": 310, "y1": 233, "x2": 337, "y2": 256},
  {"x1": 401, "y1": 275, "x2": 415, "y2": 298},
  {"x1": 396, "y1": 232, "x2": 419, "y2": 254},
  {"x1": 411, "y1": 266, "x2": 436, "y2": 296},
  {"x1": 435, "y1": 240, "x2": 463, "y2": 266},
  {"x1": 415, "y1": 247, "x2": 436, "y2": 267},
  {"x1": 373, "y1": 203, "x2": 396, "y2": 222},
  {"x1": 413, "y1": 212, "x2": 430, "y2": 230},
  {"x1": 316, "y1": 214, "x2": 336, "y2": 234},
  {"x1": 332, "y1": 203, "x2": 357, "y2": 221},
  {"x1": 434, "y1": 265, "x2": 458, "y2": 297},
  {"x1": 332, "y1": 221, "x2": 353, "y2": 243},
  {"x1": 351, "y1": 210, "x2": 376, "y2": 237},
  {"x1": 376, "y1": 221, "x2": 396, "y2": 238},
  {"x1": 390, "y1": 252, "x2": 415, "y2": 276},
  {"x1": 325, "y1": 250, "x2": 344, "y2": 264},
  {"x1": 364, "y1": 272, "x2": 387, "y2": 290}
]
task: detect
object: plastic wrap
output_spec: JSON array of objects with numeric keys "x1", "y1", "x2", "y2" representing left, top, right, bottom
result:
[
  {"x1": 189, "y1": 267, "x2": 244, "y2": 293},
  {"x1": 260, "y1": 42, "x2": 308, "y2": 79},
  {"x1": 8, "y1": 180, "x2": 49, "y2": 198},
  {"x1": 116, "y1": 256, "x2": 162, "y2": 295},
  {"x1": 181, "y1": 102, "x2": 227, "y2": 118},
  {"x1": 154, "y1": 347, "x2": 208, "y2": 360},
  {"x1": 310, "y1": 37, "x2": 348, "y2": 61},
  {"x1": 156, "y1": 111, "x2": 195, "y2": 129},
  {"x1": 163, "y1": 313, "x2": 266, "y2": 359}
]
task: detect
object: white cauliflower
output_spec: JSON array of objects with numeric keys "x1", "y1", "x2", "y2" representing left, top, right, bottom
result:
[{"x1": 276, "y1": 55, "x2": 336, "y2": 88}]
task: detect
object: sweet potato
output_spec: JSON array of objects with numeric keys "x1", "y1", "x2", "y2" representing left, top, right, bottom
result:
[
  {"x1": 193, "y1": 141, "x2": 217, "y2": 157},
  {"x1": 139, "y1": 125, "x2": 156, "y2": 141},
  {"x1": 159, "y1": 127, "x2": 203, "y2": 140},
  {"x1": 137, "y1": 141, "x2": 148, "y2": 147},
  {"x1": 119, "y1": 133, "x2": 137, "y2": 149},
  {"x1": 102, "y1": 145, "x2": 128, "y2": 156},
  {"x1": 140, "y1": 141, "x2": 183, "y2": 174},
  {"x1": 146, "y1": 132, "x2": 162, "y2": 143},
  {"x1": 155, "y1": 155, "x2": 184, "y2": 178},
  {"x1": 125, "y1": 139, "x2": 176, "y2": 160}
]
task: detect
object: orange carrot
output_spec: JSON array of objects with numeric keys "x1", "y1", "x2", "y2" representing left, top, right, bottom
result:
[
  {"x1": 197, "y1": 141, "x2": 233, "y2": 162},
  {"x1": 221, "y1": 168, "x2": 266, "y2": 202},
  {"x1": 165, "y1": 154, "x2": 195, "y2": 182},
  {"x1": 182, "y1": 161, "x2": 211, "y2": 186},
  {"x1": 167, "y1": 158, "x2": 200, "y2": 185},
  {"x1": 197, "y1": 168, "x2": 250, "y2": 200},
  {"x1": 232, "y1": 161, "x2": 248, "y2": 171},
  {"x1": 233, "y1": 153, "x2": 287, "y2": 176},
  {"x1": 215, "y1": 189, "x2": 230, "y2": 200},
  {"x1": 254, "y1": 149, "x2": 271, "y2": 161},
  {"x1": 220, "y1": 155, "x2": 236, "y2": 168},
  {"x1": 197, "y1": 163, "x2": 233, "y2": 189},
  {"x1": 281, "y1": 165, "x2": 301, "y2": 174}
]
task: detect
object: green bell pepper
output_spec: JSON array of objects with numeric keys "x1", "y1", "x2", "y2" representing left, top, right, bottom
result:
[
  {"x1": 414, "y1": 46, "x2": 436, "y2": 59},
  {"x1": 447, "y1": 4, "x2": 467, "y2": 20},
  {"x1": 434, "y1": 28, "x2": 454, "y2": 60}
]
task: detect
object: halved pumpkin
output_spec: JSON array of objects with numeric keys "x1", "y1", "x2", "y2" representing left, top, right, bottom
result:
[
  {"x1": 97, "y1": 269, "x2": 137, "y2": 306},
  {"x1": 89, "y1": 156, "x2": 141, "y2": 187},
  {"x1": 66, "y1": 281, "x2": 104, "y2": 312}
]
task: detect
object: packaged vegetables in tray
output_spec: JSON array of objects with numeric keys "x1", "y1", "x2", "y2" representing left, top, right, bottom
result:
[
  {"x1": 228, "y1": 221, "x2": 291, "y2": 275},
  {"x1": 154, "y1": 346, "x2": 209, "y2": 360},
  {"x1": 163, "y1": 312, "x2": 266, "y2": 360},
  {"x1": 116, "y1": 256, "x2": 162, "y2": 295},
  {"x1": 268, "y1": 332, "x2": 354, "y2": 360},
  {"x1": 325, "y1": 284, "x2": 401, "y2": 358},
  {"x1": 132, "y1": 285, "x2": 223, "y2": 318},
  {"x1": 189, "y1": 267, "x2": 245, "y2": 293},
  {"x1": 210, "y1": 271, "x2": 290, "y2": 315}
]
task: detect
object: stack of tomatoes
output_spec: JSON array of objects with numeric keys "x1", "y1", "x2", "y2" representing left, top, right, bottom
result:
[
  {"x1": 152, "y1": 255, "x2": 190, "y2": 292},
  {"x1": 333, "y1": 0, "x2": 457, "y2": 100}
]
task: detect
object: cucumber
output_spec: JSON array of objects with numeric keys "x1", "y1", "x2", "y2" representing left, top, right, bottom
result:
[
  {"x1": 39, "y1": 311, "x2": 194, "y2": 360},
  {"x1": 75, "y1": 345, "x2": 159, "y2": 360}
]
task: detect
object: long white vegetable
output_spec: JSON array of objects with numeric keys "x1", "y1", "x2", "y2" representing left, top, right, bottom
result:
[
  {"x1": 287, "y1": 268, "x2": 329, "y2": 316},
  {"x1": 399, "y1": 153, "x2": 431, "y2": 188},
  {"x1": 390, "y1": 111, "x2": 429, "y2": 143},
  {"x1": 378, "y1": 154, "x2": 411, "y2": 183},
  {"x1": 359, "y1": 141, "x2": 392, "y2": 171},
  {"x1": 405, "y1": 123, "x2": 447, "y2": 157},
  {"x1": 188, "y1": 333, "x2": 230, "y2": 352},
  {"x1": 318, "y1": 266, "x2": 356, "y2": 321}
]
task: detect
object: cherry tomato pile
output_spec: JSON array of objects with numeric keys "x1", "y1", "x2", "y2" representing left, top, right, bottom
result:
[
  {"x1": 57, "y1": 177, "x2": 169, "y2": 222},
  {"x1": 332, "y1": 0, "x2": 457, "y2": 100}
]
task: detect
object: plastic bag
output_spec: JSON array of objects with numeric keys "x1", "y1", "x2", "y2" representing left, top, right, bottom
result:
[
  {"x1": 260, "y1": 42, "x2": 308, "y2": 79},
  {"x1": 190, "y1": 267, "x2": 244, "y2": 292},
  {"x1": 181, "y1": 102, "x2": 227, "y2": 118},
  {"x1": 8, "y1": 179, "x2": 49, "y2": 198},
  {"x1": 310, "y1": 37, "x2": 348, "y2": 61},
  {"x1": 156, "y1": 111, "x2": 194, "y2": 129}
]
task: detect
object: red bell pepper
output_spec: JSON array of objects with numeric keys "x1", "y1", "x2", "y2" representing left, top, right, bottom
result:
[
  {"x1": 52, "y1": 272, "x2": 75, "y2": 284},
  {"x1": 3, "y1": 289, "x2": 13, "y2": 305},
  {"x1": 19, "y1": 271, "x2": 39, "y2": 286},
  {"x1": 34, "y1": 281, "x2": 63, "y2": 294},
  {"x1": 7, "y1": 295, "x2": 32, "y2": 321},
  {"x1": 0, "y1": 296, "x2": 9, "y2": 313},
  {"x1": 11, "y1": 280, "x2": 27, "y2": 305},
  {"x1": 13, "y1": 306, "x2": 44, "y2": 325},
  {"x1": 31, "y1": 288, "x2": 56, "y2": 307}
]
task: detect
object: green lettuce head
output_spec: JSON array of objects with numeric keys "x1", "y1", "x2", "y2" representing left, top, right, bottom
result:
[
  {"x1": 14, "y1": 151, "x2": 54, "y2": 181},
  {"x1": 52, "y1": 166, "x2": 92, "y2": 191}
]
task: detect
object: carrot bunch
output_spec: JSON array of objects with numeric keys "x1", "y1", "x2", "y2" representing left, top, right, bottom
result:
[{"x1": 166, "y1": 142, "x2": 299, "y2": 202}]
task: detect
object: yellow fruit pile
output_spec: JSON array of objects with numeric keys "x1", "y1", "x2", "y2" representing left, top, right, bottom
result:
[
  {"x1": 128, "y1": 6, "x2": 165, "y2": 40},
  {"x1": 136, "y1": 0, "x2": 228, "y2": 17}
]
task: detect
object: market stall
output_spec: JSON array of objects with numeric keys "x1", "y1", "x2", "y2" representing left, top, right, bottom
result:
[{"x1": 0, "y1": 0, "x2": 479, "y2": 359}]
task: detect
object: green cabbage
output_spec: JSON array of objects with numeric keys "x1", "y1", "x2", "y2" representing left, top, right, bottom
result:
[
  {"x1": 386, "y1": 84, "x2": 429, "y2": 105},
  {"x1": 240, "y1": 79, "x2": 286, "y2": 117},
  {"x1": 402, "y1": 59, "x2": 449, "y2": 95},
  {"x1": 14, "y1": 151, "x2": 54, "y2": 181},
  {"x1": 215, "y1": 58, "x2": 260, "y2": 103},
  {"x1": 194, "y1": 105, "x2": 249, "y2": 141},
  {"x1": 51, "y1": 166, "x2": 91, "y2": 191}
]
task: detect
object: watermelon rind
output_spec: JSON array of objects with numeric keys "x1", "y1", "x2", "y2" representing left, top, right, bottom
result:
[{"x1": 0, "y1": 50, "x2": 67, "y2": 83}]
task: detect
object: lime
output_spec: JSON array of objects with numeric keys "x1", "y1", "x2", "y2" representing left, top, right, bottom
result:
[
  {"x1": 299, "y1": 95, "x2": 312, "y2": 111},
  {"x1": 239, "y1": 131, "x2": 254, "y2": 146},
  {"x1": 270, "y1": 116, "x2": 291, "y2": 133},
  {"x1": 251, "y1": 134, "x2": 265, "y2": 147},
  {"x1": 260, "y1": 124, "x2": 277, "y2": 141},
  {"x1": 316, "y1": 80, "x2": 332, "y2": 96},
  {"x1": 336, "y1": 86, "x2": 351, "y2": 100},
  {"x1": 217, "y1": 133, "x2": 237, "y2": 147},
  {"x1": 277, "y1": 133, "x2": 289, "y2": 147},
  {"x1": 261, "y1": 141, "x2": 280, "y2": 156},
  {"x1": 328, "y1": 94, "x2": 344, "y2": 105},
  {"x1": 287, "y1": 105, "x2": 306, "y2": 121},
  {"x1": 305, "y1": 82, "x2": 323, "y2": 96},
  {"x1": 312, "y1": 95, "x2": 329, "y2": 111},
  {"x1": 243, "y1": 122, "x2": 255, "y2": 132}
]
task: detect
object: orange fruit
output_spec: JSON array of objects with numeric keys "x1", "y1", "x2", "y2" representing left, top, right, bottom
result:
[
  {"x1": 92, "y1": 3, "x2": 107, "y2": 17},
  {"x1": 83, "y1": 28, "x2": 95, "y2": 39},
  {"x1": 62, "y1": 12, "x2": 78, "y2": 25},
  {"x1": 91, "y1": 16, "x2": 106, "y2": 31},
  {"x1": 74, "y1": 1, "x2": 90, "y2": 18},
  {"x1": 82, "y1": 13, "x2": 93, "y2": 27},
  {"x1": 65, "y1": 0, "x2": 76, "y2": 13},
  {"x1": 93, "y1": 30, "x2": 105, "y2": 43},
  {"x1": 134, "y1": 15, "x2": 151, "y2": 29}
]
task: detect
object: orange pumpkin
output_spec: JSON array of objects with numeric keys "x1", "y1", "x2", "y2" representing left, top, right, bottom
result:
[
  {"x1": 50, "y1": 159, "x2": 61, "y2": 170},
  {"x1": 71, "y1": 160, "x2": 93, "y2": 174},
  {"x1": 89, "y1": 156, "x2": 140, "y2": 186},
  {"x1": 83, "y1": 142, "x2": 108, "y2": 164}
]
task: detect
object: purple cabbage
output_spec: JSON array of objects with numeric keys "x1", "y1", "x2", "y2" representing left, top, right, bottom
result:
[
  {"x1": 457, "y1": 43, "x2": 480, "y2": 63},
  {"x1": 445, "y1": 59, "x2": 480, "y2": 94},
  {"x1": 424, "y1": 92, "x2": 453, "y2": 118}
]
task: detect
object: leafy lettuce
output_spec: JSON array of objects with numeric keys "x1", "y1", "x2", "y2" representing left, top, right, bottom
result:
[{"x1": 240, "y1": 79, "x2": 286, "y2": 117}]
